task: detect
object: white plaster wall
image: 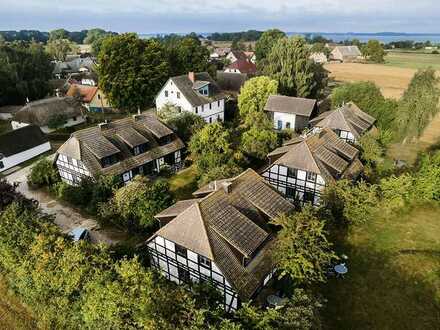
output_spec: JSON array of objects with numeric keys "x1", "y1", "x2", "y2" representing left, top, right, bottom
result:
[
  {"x1": 0, "y1": 142, "x2": 51, "y2": 172},
  {"x1": 273, "y1": 112, "x2": 296, "y2": 130},
  {"x1": 194, "y1": 99, "x2": 224, "y2": 123},
  {"x1": 224, "y1": 68, "x2": 241, "y2": 74},
  {"x1": 156, "y1": 79, "x2": 194, "y2": 113}
]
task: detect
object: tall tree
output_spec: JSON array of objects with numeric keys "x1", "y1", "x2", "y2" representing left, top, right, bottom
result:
[
  {"x1": 97, "y1": 33, "x2": 170, "y2": 111},
  {"x1": 397, "y1": 68, "x2": 440, "y2": 138},
  {"x1": 263, "y1": 36, "x2": 327, "y2": 98},
  {"x1": 47, "y1": 38, "x2": 78, "y2": 61},
  {"x1": 83, "y1": 28, "x2": 107, "y2": 44},
  {"x1": 49, "y1": 29, "x2": 69, "y2": 41},
  {"x1": 362, "y1": 39, "x2": 386, "y2": 63},
  {"x1": 0, "y1": 42, "x2": 53, "y2": 106},
  {"x1": 237, "y1": 76, "x2": 278, "y2": 119},
  {"x1": 271, "y1": 206, "x2": 336, "y2": 284},
  {"x1": 168, "y1": 36, "x2": 211, "y2": 76},
  {"x1": 255, "y1": 29, "x2": 286, "y2": 64}
]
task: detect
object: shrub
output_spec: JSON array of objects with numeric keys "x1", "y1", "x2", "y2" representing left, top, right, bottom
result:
[{"x1": 27, "y1": 158, "x2": 60, "y2": 187}]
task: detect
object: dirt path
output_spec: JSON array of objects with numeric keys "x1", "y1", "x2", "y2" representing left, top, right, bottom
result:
[{"x1": 5, "y1": 158, "x2": 127, "y2": 245}]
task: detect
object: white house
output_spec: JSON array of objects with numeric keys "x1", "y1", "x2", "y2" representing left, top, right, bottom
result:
[
  {"x1": 147, "y1": 169, "x2": 295, "y2": 312},
  {"x1": 264, "y1": 95, "x2": 318, "y2": 131},
  {"x1": 0, "y1": 125, "x2": 51, "y2": 173},
  {"x1": 310, "y1": 102, "x2": 376, "y2": 143},
  {"x1": 155, "y1": 72, "x2": 226, "y2": 123},
  {"x1": 262, "y1": 128, "x2": 363, "y2": 206},
  {"x1": 330, "y1": 46, "x2": 362, "y2": 62},
  {"x1": 12, "y1": 97, "x2": 86, "y2": 133},
  {"x1": 310, "y1": 52, "x2": 328, "y2": 64},
  {"x1": 55, "y1": 113, "x2": 185, "y2": 185}
]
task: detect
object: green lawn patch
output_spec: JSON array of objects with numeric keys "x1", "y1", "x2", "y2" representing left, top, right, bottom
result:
[
  {"x1": 323, "y1": 203, "x2": 440, "y2": 329},
  {"x1": 168, "y1": 166, "x2": 198, "y2": 200},
  {"x1": 385, "y1": 51, "x2": 440, "y2": 70}
]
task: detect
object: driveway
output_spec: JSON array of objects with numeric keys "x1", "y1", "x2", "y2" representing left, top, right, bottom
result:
[{"x1": 5, "y1": 157, "x2": 127, "y2": 245}]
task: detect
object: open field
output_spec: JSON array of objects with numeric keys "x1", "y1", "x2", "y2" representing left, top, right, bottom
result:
[
  {"x1": 324, "y1": 62, "x2": 416, "y2": 99},
  {"x1": 323, "y1": 203, "x2": 440, "y2": 329},
  {"x1": 385, "y1": 51, "x2": 440, "y2": 70}
]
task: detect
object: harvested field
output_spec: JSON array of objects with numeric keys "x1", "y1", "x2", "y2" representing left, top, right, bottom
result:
[{"x1": 325, "y1": 62, "x2": 416, "y2": 99}]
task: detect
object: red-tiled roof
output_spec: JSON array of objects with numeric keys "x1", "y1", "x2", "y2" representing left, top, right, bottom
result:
[
  {"x1": 227, "y1": 59, "x2": 257, "y2": 75},
  {"x1": 66, "y1": 84, "x2": 98, "y2": 103}
]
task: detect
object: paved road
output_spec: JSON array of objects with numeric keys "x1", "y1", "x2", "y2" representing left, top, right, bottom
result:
[{"x1": 5, "y1": 158, "x2": 127, "y2": 245}]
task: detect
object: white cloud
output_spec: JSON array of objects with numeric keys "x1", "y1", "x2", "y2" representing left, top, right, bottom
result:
[{"x1": 0, "y1": 0, "x2": 439, "y2": 32}]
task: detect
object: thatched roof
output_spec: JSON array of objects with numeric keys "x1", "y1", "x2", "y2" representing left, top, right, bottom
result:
[
  {"x1": 14, "y1": 97, "x2": 85, "y2": 126},
  {"x1": 150, "y1": 169, "x2": 295, "y2": 300}
]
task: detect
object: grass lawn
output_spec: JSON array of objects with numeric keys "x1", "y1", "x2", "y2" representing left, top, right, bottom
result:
[
  {"x1": 323, "y1": 202, "x2": 440, "y2": 329},
  {"x1": 168, "y1": 166, "x2": 199, "y2": 200},
  {"x1": 385, "y1": 51, "x2": 440, "y2": 70}
]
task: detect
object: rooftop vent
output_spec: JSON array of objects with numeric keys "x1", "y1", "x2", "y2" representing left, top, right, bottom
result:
[
  {"x1": 222, "y1": 182, "x2": 233, "y2": 194},
  {"x1": 98, "y1": 120, "x2": 109, "y2": 130}
]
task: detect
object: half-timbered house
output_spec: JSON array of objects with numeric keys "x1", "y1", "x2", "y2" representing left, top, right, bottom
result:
[
  {"x1": 147, "y1": 169, "x2": 295, "y2": 312},
  {"x1": 55, "y1": 113, "x2": 184, "y2": 185},
  {"x1": 262, "y1": 128, "x2": 363, "y2": 206},
  {"x1": 310, "y1": 102, "x2": 376, "y2": 143}
]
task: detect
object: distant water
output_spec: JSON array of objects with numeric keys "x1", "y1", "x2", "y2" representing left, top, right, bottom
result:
[{"x1": 139, "y1": 32, "x2": 440, "y2": 43}]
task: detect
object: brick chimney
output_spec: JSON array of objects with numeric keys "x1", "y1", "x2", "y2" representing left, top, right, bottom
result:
[{"x1": 188, "y1": 72, "x2": 195, "y2": 83}]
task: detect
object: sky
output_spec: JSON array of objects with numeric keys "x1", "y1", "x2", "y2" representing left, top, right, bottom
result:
[{"x1": 0, "y1": 0, "x2": 439, "y2": 34}]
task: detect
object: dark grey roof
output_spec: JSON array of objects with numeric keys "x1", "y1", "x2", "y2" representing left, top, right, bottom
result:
[
  {"x1": 0, "y1": 125, "x2": 49, "y2": 157},
  {"x1": 265, "y1": 95, "x2": 317, "y2": 117},
  {"x1": 170, "y1": 72, "x2": 225, "y2": 107},
  {"x1": 14, "y1": 97, "x2": 85, "y2": 127},
  {"x1": 57, "y1": 113, "x2": 184, "y2": 177},
  {"x1": 152, "y1": 169, "x2": 295, "y2": 300},
  {"x1": 268, "y1": 128, "x2": 362, "y2": 182},
  {"x1": 216, "y1": 71, "x2": 247, "y2": 93},
  {"x1": 310, "y1": 102, "x2": 376, "y2": 139},
  {"x1": 0, "y1": 105, "x2": 21, "y2": 114}
]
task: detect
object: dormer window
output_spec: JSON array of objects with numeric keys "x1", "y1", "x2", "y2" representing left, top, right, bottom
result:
[{"x1": 133, "y1": 143, "x2": 148, "y2": 156}]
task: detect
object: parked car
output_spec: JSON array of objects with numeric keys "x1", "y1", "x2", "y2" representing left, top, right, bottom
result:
[{"x1": 69, "y1": 227, "x2": 90, "y2": 242}]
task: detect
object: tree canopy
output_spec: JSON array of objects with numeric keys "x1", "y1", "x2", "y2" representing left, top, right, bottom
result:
[
  {"x1": 0, "y1": 41, "x2": 53, "y2": 106},
  {"x1": 255, "y1": 29, "x2": 286, "y2": 64},
  {"x1": 238, "y1": 76, "x2": 278, "y2": 119},
  {"x1": 263, "y1": 36, "x2": 327, "y2": 98},
  {"x1": 362, "y1": 40, "x2": 386, "y2": 63},
  {"x1": 47, "y1": 38, "x2": 78, "y2": 61},
  {"x1": 97, "y1": 33, "x2": 170, "y2": 111}
]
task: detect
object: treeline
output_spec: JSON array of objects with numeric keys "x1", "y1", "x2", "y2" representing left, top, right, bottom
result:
[
  {"x1": 0, "y1": 28, "x2": 117, "y2": 44},
  {"x1": 0, "y1": 179, "x2": 323, "y2": 329},
  {"x1": 208, "y1": 30, "x2": 263, "y2": 41}
]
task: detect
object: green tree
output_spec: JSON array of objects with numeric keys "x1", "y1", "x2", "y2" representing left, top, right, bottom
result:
[
  {"x1": 237, "y1": 76, "x2": 278, "y2": 119},
  {"x1": 263, "y1": 36, "x2": 327, "y2": 98},
  {"x1": 163, "y1": 111, "x2": 206, "y2": 143},
  {"x1": 98, "y1": 33, "x2": 170, "y2": 111},
  {"x1": 0, "y1": 42, "x2": 53, "y2": 106},
  {"x1": 271, "y1": 206, "x2": 336, "y2": 284},
  {"x1": 47, "y1": 113, "x2": 68, "y2": 129},
  {"x1": 362, "y1": 40, "x2": 386, "y2": 63},
  {"x1": 28, "y1": 158, "x2": 60, "y2": 187},
  {"x1": 83, "y1": 28, "x2": 107, "y2": 44},
  {"x1": 231, "y1": 39, "x2": 246, "y2": 51},
  {"x1": 47, "y1": 38, "x2": 78, "y2": 61},
  {"x1": 240, "y1": 112, "x2": 278, "y2": 159},
  {"x1": 101, "y1": 176, "x2": 173, "y2": 231},
  {"x1": 167, "y1": 36, "x2": 211, "y2": 76},
  {"x1": 310, "y1": 42, "x2": 330, "y2": 57},
  {"x1": 331, "y1": 81, "x2": 398, "y2": 130},
  {"x1": 49, "y1": 29, "x2": 69, "y2": 41},
  {"x1": 396, "y1": 68, "x2": 440, "y2": 138},
  {"x1": 255, "y1": 29, "x2": 286, "y2": 64}
]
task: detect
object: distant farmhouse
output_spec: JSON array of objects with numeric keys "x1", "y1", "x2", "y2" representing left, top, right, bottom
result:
[
  {"x1": 262, "y1": 128, "x2": 363, "y2": 206},
  {"x1": 0, "y1": 125, "x2": 51, "y2": 173},
  {"x1": 310, "y1": 52, "x2": 328, "y2": 64},
  {"x1": 147, "y1": 169, "x2": 295, "y2": 312},
  {"x1": 264, "y1": 95, "x2": 318, "y2": 131},
  {"x1": 330, "y1": 46, "x2": 362, "y2": 62},
  {"x1": 155, "y1": 72, "x2": 226, "y2": 123},
  {"x1": 226, "y1": 50, "x2": 249, "y2": 63},
  {"x1": 310, "y1": 102, "x2": 376, "y2": 143},
  {"x1": 55, "y1": 113, "x2": 184, "y2": 185},
  {"x1": 66, "y1": 84, "x2": 112, "y2": 113},
  {"x1": 210, "y1": 47, "x2": 231, "y2": 60},
  {"x1": 12, "y1": 97, "x2": 86, "y2": 133}
]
